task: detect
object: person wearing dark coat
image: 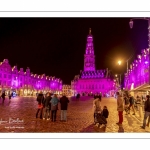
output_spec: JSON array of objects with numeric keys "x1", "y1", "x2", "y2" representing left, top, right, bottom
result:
[
  {"x1": 60, "y1": 94, "x2": 69, "y2": 121},
  {"x1": 94, "y1": 94, "x2": 97, "y2": 99},
  {"x1": 36, "y1": 91, "x2": 45, "y2": 119},
  {"x1": 1, "y1": 92, "x2": 6, "y2": 104},
  {"x1": 102, "y1": 106, "x2": 109, "y2": 119},
  {"x1": 8, "y1": 91, "x2": 11, "y2": 102},
  {"x1": 76, "y1": 93, "x2": 80, "y2": 100},
  {"x1": 128, "y1": 94, "x2": 136, "y2": 115},
  {"x1": 50, "y1": 94, "x2": 59, "y2": 122},
  {"x1": 97, "y1": 94, "x2": 102, "y2": 101},
  {"x1": 43, "y1": 92, "x2": 52, "y2": 120},
  {"x1": 141, "y1": 95, "x2": 150, "y2": 129},
  {"x1": 123, "y1": 94, "x2": 130, "y2": 115}
]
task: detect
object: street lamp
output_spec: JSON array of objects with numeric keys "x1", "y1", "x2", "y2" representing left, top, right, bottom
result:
[
  {"x1": 118, "y1": 60, "x2": 122, "y2": 65},
  {"x1": 126, "y1": 54, "x2": 134, "y2": 75},
  {"x1": 129, "y1": 18, "x2": 150, "y2": 85},
  {"x1": 115, "y1": 74, "x2": 121, "y2": 89}
]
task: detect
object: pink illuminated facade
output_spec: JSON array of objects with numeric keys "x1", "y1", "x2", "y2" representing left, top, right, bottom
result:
[
  {"x1": 71, "y1": 29, "x2": 115, "y2": 96},
  {"x1": 0, "y1": 59, "x2": 62, "y2": 96},
  {"x1": 62, "y1": 85, "x2": 71, "y2": 96},
  {"x1": 124, "y1": 48, "x2": 150, "y2": 96}
]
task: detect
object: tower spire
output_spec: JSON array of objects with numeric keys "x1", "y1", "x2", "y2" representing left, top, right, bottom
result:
[
  {"x1": 84, "y1": 29, "x2": 95, "y2": 71},
  {"x1": 89, "y1": 28, "x2": 91, "y2": 34}
]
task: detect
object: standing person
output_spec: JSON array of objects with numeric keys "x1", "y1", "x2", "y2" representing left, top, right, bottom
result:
[
  {"x1": 93, "y1": 96, "x2": 102, "y2": 123},
  {"x1": 128, "y1": 94, "x2": 136, "y2": 115},
  {"x1": 1, "y1": 91, "x2": 6, "y2": 104},
  {"x1": 123, "y1": 94, "x2": 130, "y2": 115},
  {"x1": 60, "y1": 94, "x2": 69, "y2": 121},
  {"x1": 76, "y1": 93, "x2": 79, "y2": 100},
  {"x1": 140, "y1": 95, "x2": 150, "y2": 129},
  {"x1": 36, "y1": 91, "x2": 45, "y2": 119},
  {"x1": 8, "y1": 91, "x2": 11, "y2": 102},
  {"x1": 50, "y1": 94, "x2": 59, "y2": 122},
  {"x1": 43, "y1": 92, "x2": 52, "y2": 120},
  {"x1": 98, "y1": 94, "x2": 102, "y2": 102},
  {"x1": 116, "y1": 92, "x2": 124, "y2": 125},
  {"x1": 94, "y1": 94, "x2": 97, "y2": 99},
  {"x1": 101, "y1": 106, "x2": 109, "y2": 123},
  {"x1": 11, "y1": 92, "x2": 13, "y2": 98}
]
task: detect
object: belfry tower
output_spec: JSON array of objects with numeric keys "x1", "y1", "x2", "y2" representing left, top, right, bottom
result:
[{"x1": 84, "y1": 28, "x2": 95, "y2": 71}]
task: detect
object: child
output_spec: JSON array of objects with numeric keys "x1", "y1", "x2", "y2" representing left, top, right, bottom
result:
[{"x1": 102, "y1": 106, "x2": 109, "y2": 123}]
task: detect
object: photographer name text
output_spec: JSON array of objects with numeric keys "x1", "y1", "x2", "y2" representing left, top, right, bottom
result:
[{"x1": 0, "y1": 118, "x2": 24, "y2": 124}]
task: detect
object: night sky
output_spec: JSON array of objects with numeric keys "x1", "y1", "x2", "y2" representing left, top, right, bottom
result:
[{"x1": 0, "y1": 18, "x2": 148, "y2": 84}]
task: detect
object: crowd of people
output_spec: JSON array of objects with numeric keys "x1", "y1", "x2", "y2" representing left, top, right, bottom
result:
[
  {"x1": 1, "y1": 89, "x2": 150, "y2": 130},
  {"x1": 93, "y1": 91, "x2": 150, "y2": 130},
  {"x1": 116, "y1": 91, "x2": 150, "y2": 129},
  {"x1": 0, "y1": 91, "x2": 12, "y2": 104},
  {"x1": 36, "y1": 92, "x2": 69, "y2": 122}
]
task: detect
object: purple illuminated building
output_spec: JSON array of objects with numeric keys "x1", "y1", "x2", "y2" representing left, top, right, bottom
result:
[
  {"x1": 124, "y1": 48, "x2": 149, "y2": 96},
  {"x1": 0, "y1": 59, "x2": 62, "y2": 96},
  {"x1": 71, "y1": 29, "x2": 115, "y2": 96}
]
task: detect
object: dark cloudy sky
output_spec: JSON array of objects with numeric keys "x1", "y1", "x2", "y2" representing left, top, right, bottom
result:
[{"x1": 0, "y1": 18, "x2": 148, "y2": 84}]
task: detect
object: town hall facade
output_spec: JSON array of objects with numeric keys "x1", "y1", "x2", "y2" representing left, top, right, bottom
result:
[{"x1": 71, "y1": 29, "x2": 115, "y2": 96}]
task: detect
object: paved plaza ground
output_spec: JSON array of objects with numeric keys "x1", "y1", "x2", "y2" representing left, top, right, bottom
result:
[{"x1": 0, "y1": 96, "x2": 150, "y2": 133}]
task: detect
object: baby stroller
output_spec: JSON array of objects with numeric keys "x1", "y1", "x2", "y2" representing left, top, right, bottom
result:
[{"x1": 94, "y1": 113, "x2": 107, "y2": 127}]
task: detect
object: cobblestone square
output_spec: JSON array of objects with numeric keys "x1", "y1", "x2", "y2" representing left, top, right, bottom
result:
[{"x1": 0, "y1": 96, "x2": 150, "y2": 133}]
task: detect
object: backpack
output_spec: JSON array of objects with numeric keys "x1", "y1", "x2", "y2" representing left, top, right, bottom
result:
[{"x1": 131, "y1": 97, "x2": 135, "y2": 104}]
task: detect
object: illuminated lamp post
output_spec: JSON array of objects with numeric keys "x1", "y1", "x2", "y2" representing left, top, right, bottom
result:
[
  {"x1": 117, "y1": 61, "x2": 122, "y2": 89},
  {"x1": 118, "y1": 57, "x2": 133, "y2": 89},
  {"x1": 129, "y1": 18, "x2": 150, "y2": 87},
  {"x1": 118, "y1": 60, "x2": 122, "y2": 66},
  {"x1": 115, "y1": 74, "x2": 121, "y2": 89}
]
